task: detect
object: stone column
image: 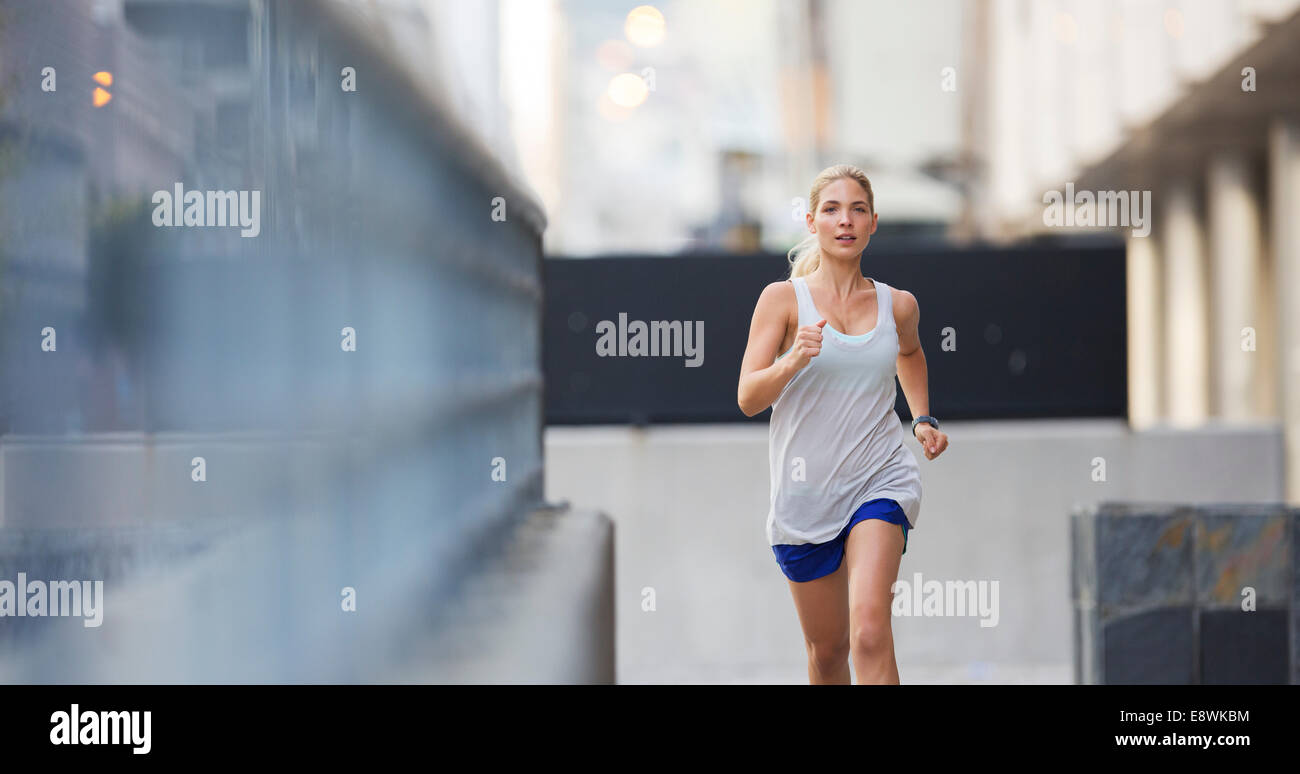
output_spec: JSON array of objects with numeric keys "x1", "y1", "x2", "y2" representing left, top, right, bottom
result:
[
  {"x1": 1126, "y1": 231, "x2": 1163, "y2": 427},
  {"x1": 1161, "y1": 177, "x2": 1210, "y2": 427},
  {"x1": 1270, "y1": 119, "x2": 1300, "y2": 505},
  {"x1": 1207, "y1": 151, "x2": 1268, "y2": 422}
]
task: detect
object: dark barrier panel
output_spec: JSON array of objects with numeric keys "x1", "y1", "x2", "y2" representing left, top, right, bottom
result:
[
  {"x1": 544, "y1": 243, "x2": 1127, "y2": 425},
  {"x1": 1072, "y1": 502, "x2": 1297, "y2": 685}
]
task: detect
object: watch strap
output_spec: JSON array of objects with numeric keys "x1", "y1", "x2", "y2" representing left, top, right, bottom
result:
[{"x1": 911, "y1": 415, "x2": 939, "y2": 437}]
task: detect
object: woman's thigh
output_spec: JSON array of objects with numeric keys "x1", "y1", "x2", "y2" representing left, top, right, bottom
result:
[
  {"x1": 844, "y1": 519, "x2": 905, "y2": 626},
  {"x1": 785, "y1": 558, "x2": 849, "y2": 649}
]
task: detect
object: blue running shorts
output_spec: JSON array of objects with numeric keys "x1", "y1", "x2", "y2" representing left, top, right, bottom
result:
[{"x1": 772, "y1": 498, "x2": 909, "y2": 583}]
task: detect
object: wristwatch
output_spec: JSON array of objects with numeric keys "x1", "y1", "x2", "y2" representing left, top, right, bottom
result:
[{"x1": 911, "y1": 415, "x2": 939, "y2": 439}]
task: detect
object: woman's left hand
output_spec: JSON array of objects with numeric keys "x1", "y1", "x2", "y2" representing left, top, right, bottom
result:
[{"x1": 915, "y1": 426, "x2": 948, "y2": 461}]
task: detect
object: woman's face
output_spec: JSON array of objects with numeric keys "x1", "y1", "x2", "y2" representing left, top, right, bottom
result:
[{"x1": 807, "y1": 177, "x2": 877, "y2": 258}]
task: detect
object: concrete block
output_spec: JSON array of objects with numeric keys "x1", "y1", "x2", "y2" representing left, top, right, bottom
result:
[
  {"x1": 1194, "y1": 505, "x2": 1289, "y2": 607},
  {"x1": 1095, "y1": 505, "x2": 1195, "y2": 609},
  {"x1": 1073, "y1": 501, "x2": 1297, "y2": 684},
  {"x1": 1201, "y1": 608, "x2": 1288, "y2": 684},
  {"x1": 1293, "y1": 509, "x2": 1300, "y2": 685},
  {"x1": 1103, "y1": 607, "x2": 1195, "y2": 684}
]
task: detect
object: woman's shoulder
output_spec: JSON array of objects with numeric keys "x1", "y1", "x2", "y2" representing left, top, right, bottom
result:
[
  {"x1": 753, "y1": 279, "x2": 798, "y2": 327},
  {"x1": 880, "y1": 281, "x2": 918, "y2": 324},
  {"x1": 757, "y1": 278, "x2": 797, "y2": 305}
]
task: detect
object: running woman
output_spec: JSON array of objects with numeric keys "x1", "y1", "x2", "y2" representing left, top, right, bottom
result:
[{"x1": 737, "y1": 164, "x2": 948, "y2": 685}]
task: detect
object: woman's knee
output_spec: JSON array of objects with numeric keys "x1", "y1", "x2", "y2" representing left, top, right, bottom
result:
[
  {"x1": 805, "y1": 636, "x2": 850, "y2": 670},
  {"x1": 849, "y1": 606, "x2": 892, "y2": 658}
]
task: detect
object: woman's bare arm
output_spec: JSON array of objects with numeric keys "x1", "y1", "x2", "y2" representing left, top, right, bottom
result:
[
  {"x1": 894, "y1": 289, "x2": 929, "y2": 419},
  {"x1": 737, "y1": 282, "x2": 823, "y2": 416},
  {"x1": 895, "y1": 288, "x2": 949, "y2": 459}
]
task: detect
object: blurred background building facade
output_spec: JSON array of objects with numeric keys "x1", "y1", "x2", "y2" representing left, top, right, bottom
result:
[
  {"x1": 956, "y1": 0, "x2": 1300, "y2": 500},
  {"x1": 506, "y1": 0, "x2": 965, "y2": 256}
]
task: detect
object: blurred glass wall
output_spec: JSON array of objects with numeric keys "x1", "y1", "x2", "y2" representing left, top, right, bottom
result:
[{"x1": 0, "y1": 0, "x2": 549, "y2": 681}]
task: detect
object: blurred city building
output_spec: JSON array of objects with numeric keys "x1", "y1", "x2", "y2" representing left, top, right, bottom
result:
[
  {"x1": 959, "y1": 0, "x2": 1300, "y2": 501},
  {"x1": 504, "y1": 0, "x2": 966, "y2": 256}
]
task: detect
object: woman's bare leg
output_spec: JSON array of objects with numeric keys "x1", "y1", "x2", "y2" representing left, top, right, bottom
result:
[
  {"x1": 844, "y1": 519, "x2": 905, "y2": 684},
  {"x1": 785, "y1": 559, "x2": 851, "y2": 684}
]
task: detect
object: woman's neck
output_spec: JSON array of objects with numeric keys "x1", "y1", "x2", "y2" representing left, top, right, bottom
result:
[{"x1": 812, "y1": 256, "x2": 870, "y2": 299}]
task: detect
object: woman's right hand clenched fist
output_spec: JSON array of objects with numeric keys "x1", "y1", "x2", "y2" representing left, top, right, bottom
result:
[{"x1": 790, "y1": 319, "x2": 827, "y2": 370}]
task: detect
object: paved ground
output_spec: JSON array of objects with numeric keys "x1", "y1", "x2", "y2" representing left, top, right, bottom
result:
[
  {"x1": 622, "y1": 661, "x2": 1073, "y2": 685},
  {"x1": 546, "y1": 420, "x2": 1283, "y2": 685}
]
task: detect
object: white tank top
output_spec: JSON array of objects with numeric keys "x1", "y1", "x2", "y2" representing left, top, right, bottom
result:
[{"x1": 766, "y1": 275, "x2": 923, "y2": 546}]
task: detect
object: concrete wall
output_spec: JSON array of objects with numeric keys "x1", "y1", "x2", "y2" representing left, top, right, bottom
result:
[
  {"x1": 0, "y1": 433, "x2": 612, "y2": 682},
  {"x1": 544, "y1": 418, "x2": 1286, "y2": 684}
]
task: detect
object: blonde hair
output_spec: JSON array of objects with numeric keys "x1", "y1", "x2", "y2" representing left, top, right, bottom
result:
[{"x1": 787, "y1": 164, "x2": 875, "y2": 278}]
